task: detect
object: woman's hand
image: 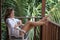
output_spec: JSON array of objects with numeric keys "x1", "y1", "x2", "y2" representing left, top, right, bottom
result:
[
  {"x1": 17, "y1": 20, "x2": 22, "y2": 26},
  {"x1": 41, "y1": 16, "x2": 49, "y2": 22},
  {"x1": 38, "y1": 16, "x2": 48, "y2": 25},
  {"x1": 14, "y1": 24, "x2": 18, "y2": 29},
  {"x1": 14, "y1": 20, "x2": 22, "y2": 29}
]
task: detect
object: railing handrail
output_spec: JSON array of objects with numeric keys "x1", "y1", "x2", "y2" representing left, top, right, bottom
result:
[
  {"x1": 48, "y1": 20, "x2": 60, "y2": 27},
  {"x1": 1, "y1": 16, "x2": 42, "y2": 19}
]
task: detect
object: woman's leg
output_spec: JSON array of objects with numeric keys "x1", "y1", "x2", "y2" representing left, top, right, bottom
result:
[
  {"x1": 20, "y1": 20, "x2": 45, "y2": 36},
  {"x1": 21, "y1": 16, "x2": 48, "y2": 33},
  {"x1": 22, "y1": 20, "x2": 44, "y2": 33},
  {"x1": 20, "y1": 16, "x2": 48, "y2": 35}
]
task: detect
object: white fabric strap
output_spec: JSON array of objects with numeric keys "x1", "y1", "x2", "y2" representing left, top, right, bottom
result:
[{"x1": 16, "y1": 27, "x2": 26, "y2": 33}]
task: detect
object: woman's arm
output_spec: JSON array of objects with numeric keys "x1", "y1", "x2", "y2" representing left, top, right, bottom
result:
[{"x1": 17, "y1": 20, "x2": 22, "y2": 26}]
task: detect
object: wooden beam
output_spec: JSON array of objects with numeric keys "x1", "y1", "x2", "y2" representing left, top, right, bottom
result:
[{"x1": 42, "y1": 0, "x2": 46, "y2": 17}]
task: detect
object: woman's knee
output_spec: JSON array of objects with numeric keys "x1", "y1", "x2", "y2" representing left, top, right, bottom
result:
[{"x1": 27, "y1": 21, "x2": 33, "y2": 26}]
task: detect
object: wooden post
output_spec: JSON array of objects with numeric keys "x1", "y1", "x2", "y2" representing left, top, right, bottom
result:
[
  {"x1": 0, "y1": 0, "x2": 1, "y2": 40},
  {"x1": 40, "y1": 0, "x2": 46, "y2": 40},
  {"x1": 42, "y1": 0, "x2": 46, "y2": 17}
]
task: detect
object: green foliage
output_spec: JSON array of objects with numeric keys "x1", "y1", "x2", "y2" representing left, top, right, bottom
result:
[
  {"x1": 28, "y1": 28, "x2": 34, "y2": 40},
  {"x1": 46, "y1": 0, "x2": 60, "y2": 24},
  {"x1": 26, "y1": 0, "x2": 42, "y2": 40},
  {"x1": 1, "y1": 22, "x2": 6, "y2": 31},
  {"x1": 2, "y1": 0, "x2": 28, "y2": 17},
  {"x1": 1, "y1": 22, "x2": 7, "y2": 40}
]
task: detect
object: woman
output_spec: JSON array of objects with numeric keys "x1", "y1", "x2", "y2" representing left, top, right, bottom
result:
[{"x1": 4, "y1": 8, "x2": 47, "y2": 38}]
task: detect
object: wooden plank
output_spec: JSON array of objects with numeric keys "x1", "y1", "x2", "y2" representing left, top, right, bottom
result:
[{"x1": 42, "y1": 25, "x2": 46, "y2": 40}]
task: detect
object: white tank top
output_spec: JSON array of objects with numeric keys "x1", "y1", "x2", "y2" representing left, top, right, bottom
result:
[{"x1": 6, "y1": 18, "x2": 20, "y2": 37}]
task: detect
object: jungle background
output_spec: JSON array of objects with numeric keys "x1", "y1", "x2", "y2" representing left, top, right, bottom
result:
[{"x1": 1, "y1": 0, "x2": 60, "y2": 40}]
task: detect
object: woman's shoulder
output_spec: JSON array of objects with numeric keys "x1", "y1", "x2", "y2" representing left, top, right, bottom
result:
[
  {"x1": 6, "y1": 18, "x2": 13, "y2": 22},
  {"x1": 6, "y1": 18, "x2": 11, "y2": 21},
  {"x1": 6, "y1": 18, "x2": 10, "y2": 23},
  {"x1": 7, "y1": 18, "x2": 15, "y2": 20},
  {"x1": 6, "y1": 18, "x2": 15, "y2": 23}
]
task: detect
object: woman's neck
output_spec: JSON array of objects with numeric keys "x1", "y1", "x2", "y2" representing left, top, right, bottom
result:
[
  {"x1": 10, "y1": 16, "x2": 15, "y2": 18},
  {"x1": 10, "y1": 17, "x2": 14, "y2": 19}
]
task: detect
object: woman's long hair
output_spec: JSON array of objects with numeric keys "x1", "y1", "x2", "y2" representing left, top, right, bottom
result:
[{"x1": 4, "y1": 8, "x2": 14, "y2": 23}]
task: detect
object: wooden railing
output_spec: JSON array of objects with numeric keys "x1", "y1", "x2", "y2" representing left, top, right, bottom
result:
[
  {"x1": 42, "y1": 20, "x2": 60, "y2": 40},
  {"x1": 15, "y1": 17, "x2": 60, "y2": 40},
  {"x1": 2, "y1": 16, "x2": 60, "y2": 40},
  {"x1": 2, "y1": 17, "x2": 60, "y2": 40}
]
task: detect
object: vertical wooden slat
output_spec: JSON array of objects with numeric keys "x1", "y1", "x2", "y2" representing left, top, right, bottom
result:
[
  {"x1": 56, "y1": 27, "x2": 58, "y2": 40},
  {"x1": 42, "y1": 25, "x2": 46, "y2": 40},
  {"x1": 45, "y1": 21, "x2": 48, "y2": 40},
  {"x1": 48, "y1": 21, "x2": 51, "y2": 40},
  {"x1": 34, "y1": 27, "x2": 36, "y2": 40},
  {"x1": 40, "y1": 26, "x2": 42, "y2": 40},
  {"x1": 58, "y1": 27, "x2": 60, "y2": 40}
]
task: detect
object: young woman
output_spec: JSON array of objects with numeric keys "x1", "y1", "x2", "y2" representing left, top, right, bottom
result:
[{"x1": 4, "y1": 8, "x2": 47, "y2": 37}]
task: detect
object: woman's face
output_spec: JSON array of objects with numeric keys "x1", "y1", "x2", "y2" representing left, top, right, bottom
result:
[{"x1": 10, "y1": 10, "x2": 15, "y2": 18}]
